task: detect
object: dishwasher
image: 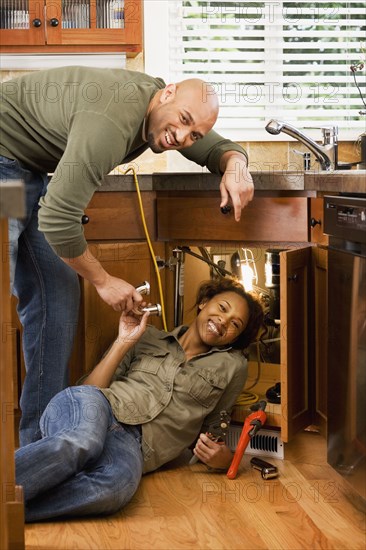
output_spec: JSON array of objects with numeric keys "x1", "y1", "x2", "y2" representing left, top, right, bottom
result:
[{"x1": 324, "y1": 194, "x2": 366, "y2": 502}]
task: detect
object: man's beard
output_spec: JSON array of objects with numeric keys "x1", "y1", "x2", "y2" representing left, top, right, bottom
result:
[{"x1": 147, "y1": 132, "x2": 164, "y2": 154}]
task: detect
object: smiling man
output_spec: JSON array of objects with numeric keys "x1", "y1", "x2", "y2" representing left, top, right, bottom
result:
[
  {"x1": 0, "y1": 66, "x2": 253, "y2": 447},
  {"x1": 145, "y1": 79, "x2": 219, "y2": 152}
]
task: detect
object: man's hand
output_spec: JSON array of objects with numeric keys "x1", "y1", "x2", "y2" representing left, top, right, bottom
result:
[
  {"x1": 95, "y1": 274, "x2": 143, "y2": 312},
  {"x1": 219, "y1": 151, "x2": 254, "y2": 222},
  {"x1": 192, "y1": 433, "x2": 233, "y2": 470},
  {"x1": 62, "y1": 248, "x2": 143, "y2": 312}
]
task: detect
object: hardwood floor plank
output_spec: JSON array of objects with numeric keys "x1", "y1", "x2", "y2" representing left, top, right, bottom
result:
[
  {"x1": 207, "y1": 465, "x2": 319, "y2": 550},
  {"x1": 146, "y1": 467, "x2": 267, "y2": 549},
  {"x1": 296, "y1": 463, "x2": 366, "y2": 534},
  {"x1": 276, "y1": 462, "x2": 365, "y2": 549},
  {"x1": 24, "y1": 433, "x2": 366, "y2": 550}
]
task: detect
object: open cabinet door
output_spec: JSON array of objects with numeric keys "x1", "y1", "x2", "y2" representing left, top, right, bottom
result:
[{"x1": 280, "y1": 246, "x2": 312, "y2": 442}]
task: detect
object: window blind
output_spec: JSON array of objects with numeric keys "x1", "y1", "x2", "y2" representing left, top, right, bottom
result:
[{"x1": 167, "y1": 0, "x2": 366, "y2": 140}]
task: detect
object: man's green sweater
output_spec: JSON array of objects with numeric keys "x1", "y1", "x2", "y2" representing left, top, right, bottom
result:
[{"x1": 0, "y1": 66, "x2": 247, "y2": 257}]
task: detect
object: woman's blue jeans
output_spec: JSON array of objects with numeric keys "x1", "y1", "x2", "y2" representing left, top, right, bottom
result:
[
  {"x1": 1, "y1": 155, "x2": 80, "y2": 446},
  {"x1": 15, "y1": 386, "x2": 143, "y2": 522}
]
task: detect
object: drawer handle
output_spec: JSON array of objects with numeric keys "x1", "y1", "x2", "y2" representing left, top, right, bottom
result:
[
  {"x1": 310, "y1": 217, "x2": 321, "y2": 228},
  {"x1": 50, "y1": 18, "x2": 59, "y2": 27},
  {"x1": 288, "y1": 274, "x2": 299, "y2": 283},
  {"x1": 81, "y1": 215, "x2": 89, "y2": 225},
  {"x1": 32, "y1": 18, "x2": 42, "y2": 27},
  {"x1": 220, "y1": 205, "x2": 232, "y2": 214}
]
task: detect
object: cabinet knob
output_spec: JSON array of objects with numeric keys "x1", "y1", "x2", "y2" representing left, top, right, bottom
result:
[
  {"x1": 81, "y1": 215, "x2": 89, "y2": 225},
  {"x1": 288, "y1": 274, "x2": 299, "y2": 283},
  {"x1": 220, "y1": 205, "x2": 232, "y2": 214},
  {"x1": 32, "y1": 18, "x2": 42, "y2": 27},
  {"x1": 310, "y1": 217, "x2": 321, "y2": 228},
  {"x1": 50, "y1": 18, "x2": 59, "y2": 27}
]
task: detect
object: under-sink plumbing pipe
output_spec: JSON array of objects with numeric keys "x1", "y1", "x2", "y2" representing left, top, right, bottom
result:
[
  {"x1": 173, "y1": 248, "x2": 185, "y2": 327},
  {"x1": 172, "y1": 246, "x2": 235, "y2": 327}
]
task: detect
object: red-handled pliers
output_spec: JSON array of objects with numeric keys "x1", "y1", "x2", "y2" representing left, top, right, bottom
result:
[{"x1": 227, "y1": 400, "x2": 267, "y2": 480}]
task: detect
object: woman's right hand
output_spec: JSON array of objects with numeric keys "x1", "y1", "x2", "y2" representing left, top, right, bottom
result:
[
  {"x1": 81, "y1": 309, "x2": 149, "y2": 388},
  {"x1": 116, "y1": 310, "x2": 150, "y2": 345}
]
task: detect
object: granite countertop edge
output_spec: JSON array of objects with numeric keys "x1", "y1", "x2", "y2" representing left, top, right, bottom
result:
[{"x1": 99, "y1": 171, "x2": 365, "y2": 194}]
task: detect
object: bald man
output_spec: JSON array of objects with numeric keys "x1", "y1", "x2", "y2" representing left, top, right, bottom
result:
[{"x1": 0, "y1": 67, "x2": 253, "y2": 446}]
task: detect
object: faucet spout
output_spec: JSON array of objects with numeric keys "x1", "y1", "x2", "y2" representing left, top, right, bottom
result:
[{"x1": 265, "y1": 119, "x2": 338, "y2": 170}]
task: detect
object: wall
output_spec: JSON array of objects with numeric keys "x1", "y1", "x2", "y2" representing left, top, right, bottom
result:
[{"x1": 1, "y1": 52, "x2": 362, "y2": 173}]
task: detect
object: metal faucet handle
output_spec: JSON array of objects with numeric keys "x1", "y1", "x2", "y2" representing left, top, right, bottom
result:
[
  {"x1": 135, "y1": 281, "x2": 150, "y2": 295},
  {"x1": 304, "y1": 125, "x2": 338, "y2": 144},
  {"x1": 304, "y1": 125, "x2": 338, "y2": 131},
  {"x1": 321, "y1": 126, "x2": 338, "y2": 144},
  {"x1": 140, "y1": 304, "x2": 162, "y2": 316},
  {"x1": 292, "y1": 149, "x2": 311, "y2": 170}
]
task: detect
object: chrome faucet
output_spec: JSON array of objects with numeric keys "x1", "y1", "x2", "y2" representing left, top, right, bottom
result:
[{"x1": 265, "y1": 119, "x2": 338, "y2": 170}]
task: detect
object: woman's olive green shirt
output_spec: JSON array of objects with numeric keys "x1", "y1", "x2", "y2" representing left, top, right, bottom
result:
[
  {"x1": 101, "y1": 325, "x2": 248, "y2": 473},
  {"x1": 0, "y1": 66, "x2": 247, "y2": 258}
]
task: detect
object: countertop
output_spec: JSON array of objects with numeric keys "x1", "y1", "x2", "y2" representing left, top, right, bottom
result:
[
  {"x1": 1, "y1": 172, "x2": 363, "y2": 217},
  {"x1": 99, "y1": 170, "x2": 365, "y2": 194},
  {"x1": 304, "y1": 170, "x2": 365, "y2": 194}
]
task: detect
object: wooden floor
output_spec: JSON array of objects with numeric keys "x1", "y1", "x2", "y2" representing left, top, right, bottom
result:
[{"x1": 24, "y1": 431, "x2": 365, "y2": 550}]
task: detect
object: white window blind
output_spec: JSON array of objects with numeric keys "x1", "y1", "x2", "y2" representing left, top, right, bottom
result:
[{"x1": 163, "y1": 0, "x2": 366, "y2": 140}]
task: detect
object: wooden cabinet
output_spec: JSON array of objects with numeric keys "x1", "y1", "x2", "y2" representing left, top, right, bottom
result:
[
  {"x1": 83, "y1": 191, "x2": 156, "y2": 241},
  {"x1": 12, "y1": 189, "x2": 323, "y2": 446},
  {"x1": 157, "y1": 193, "x2": 308, "y2": 243},
  {"x1": 0, "y1": 0, "x2": 142, "y2": 54},
  {"x1": 0, "y1": 0, "x2": 44, "y2": 46}
]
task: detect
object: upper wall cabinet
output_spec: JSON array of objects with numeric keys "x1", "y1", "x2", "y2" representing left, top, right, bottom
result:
[{"x1": 0, "y1": 0, "x2": 142, "y2": 53}]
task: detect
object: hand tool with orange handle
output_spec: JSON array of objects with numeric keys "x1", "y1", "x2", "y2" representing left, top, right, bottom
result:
[{"x1": 227, "y1": 400, "x2": 267, "y2": 480}]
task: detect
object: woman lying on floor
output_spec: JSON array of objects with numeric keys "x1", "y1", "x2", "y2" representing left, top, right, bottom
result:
[{"x1": 16, "y1": 277, "x2": 264, "y2": 522}]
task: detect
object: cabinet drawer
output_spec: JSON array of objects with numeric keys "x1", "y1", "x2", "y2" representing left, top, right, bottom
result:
[
  {"x1": 157, "y1": 195, "x2": 308, "y2": 242},
  {"x1": 83, "y1": 192, "x2": 156, "y2": 241}
]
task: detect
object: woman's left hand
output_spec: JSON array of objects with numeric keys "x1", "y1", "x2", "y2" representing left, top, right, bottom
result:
[{"x1": 192, "y1": 433, "x2": 233, "y2": 470}]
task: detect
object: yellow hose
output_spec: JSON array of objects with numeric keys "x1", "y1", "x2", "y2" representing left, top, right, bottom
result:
[
  {"x1": 120, "y1": 166, "x2": 168, "y2": 331},
  {"x1": 235, "y1": 391, "x2": 259, "y2": 406}
]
